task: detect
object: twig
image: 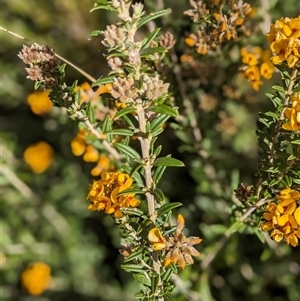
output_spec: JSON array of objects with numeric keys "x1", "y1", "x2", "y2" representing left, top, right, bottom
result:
[
  {"x1": 201, "y1": 197, "x2": 272, "y2": 269},
  {"x1": 1, "y1": 26, "x2": 96, "y2": 83}
]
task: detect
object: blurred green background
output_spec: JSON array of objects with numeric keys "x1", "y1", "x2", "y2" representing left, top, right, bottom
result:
[{"x1": 1, "y1": 0, "x2": 300, "y2": 300}]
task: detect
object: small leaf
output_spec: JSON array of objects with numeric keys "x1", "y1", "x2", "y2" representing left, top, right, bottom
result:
[
  {"x1": 114, "y1": 143, "x2": 141, "y2": 160},
  {"x1": 153, "y1": 165, "x2": 167, "y2": 184},
  {"x1": 140, "y1": 46, "x2": 167, "y2": 56},
  {"x1": 153, "y1": 156, "x2": 185, "y2": 167},
  {"x1": 157, "y1": 202, "x2": 182, "y2": 216},
  {"x1": 92, "y1": 76, "x2": 115, "y2": 87},
  {"x1": 86, "y1": 102, "x2": 96, "y2": 124},
  {"x1": 90, "y1": 0, "x2": 117, "y2": 12},
  {"x1": 124, "y1": 248, "x2": 144, "y2": 263},
  {"x1": 90, "y1": 30, "x2": 101, "y2": 37},
  {"x1": 150, "y1": 188, "x2": 165, "y2": 203},
  {"x1": 132, "y1": 273, "x2": 151, "y2": 287},
  {"x1": 121, "y1": 264, "x2": 146, "y2": 273},
  {"x1": 137, "y1": 10, "x2": 169, "y2": 29},
  {"x1": 117, "y1": 187, "x2": 144, "y2": 196},
  {"x1": 105, "y1": 129, "x2": 134, "y2": 136},
  {"x1": 153, "y1": 145, "x2": 162, "y2": 157},
  {"x1": 150, "y1": 114, "x2": 170, "y2": 132},
  {"x1": 114, "y1": 107, "x2": 136, "y2": 120},
  {"x1": 141, "y1": 28, "x2": 161, "y2": 50},
  {"x1": 151, "y1": 274, "x2": 159, "y2": 294},
  {"x1": 102, "y1": 115, "x2": 113, "y2": 133},
  {"x1": 121, "y1": 207, "x2": 144, "y2": 217},
  {"x1": 162, "y1": 267, "x2": 173, "y2": 282},
  {"x1": 147, "y1": 105, "x2": 178, "y2": 117},
  {"x1": 272, "y1": 85, "x2": 285, "y2": 93}
]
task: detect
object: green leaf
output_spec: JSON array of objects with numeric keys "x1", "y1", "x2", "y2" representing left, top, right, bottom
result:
[
  {"x1": 102, "y1": 115, "x2": 113, "y2": 133},
  {"x1": 157, "y1": 202, "x2": 182, "y2": 216},
  {"x1": 114, "y1": 143, "x2": 141, "y2": 160},
  {"x1": 150, "y1": 114, "x2": 170, "y2": 132},
  {"x1": 272, "y1": 85, "x2": 285, "y2": 93},
  {"x1": 114, "y1": 107, "x2": 136, "y2": 120},
  {"x1": 86, "y1": 102, "x2": 95, "y2": 124},
  {"x1": 137, "y1": 10, "x2": 169, "y2": 29},
  {"x1": 147, "y1": 105, "x2": 178, "y2": 117},
  {"x1": 90, "y1": 0, "x2": 117, "y2": 12},
  {"x1": 153, "y1": 145, "x2": 162, "y2": 157},
  {"x1": 121, "y1": 207, "x2": 145, "y2": 216},
  {"x1": 74, "y1": 88, "x2": 82, "y2": 105},
  {"x1": 141, "y1": 28, "x2": 161, "y2": 50},
  {"x1": 132, "y1": 273, "x2": 151, "y2": 287},
  {"x1": 153, "y1": 156, "x2": 184, "y2": 167},
  {"x1": 151, "y1": 274, "x2": 159, "y2": 294},
  {"x1": 121, "y1": 264, "x2": 146, "y2": 273},
  {"x1": 152, "y1": 165, "x2": 167, "y2": 184},
  {"x1": 90, "y1": 30, "x2": 102, "y2": 37},
  {"x1": 124, "y1": 248, "x2": 144, "y2": 263},
  {"x1": 105, "y1": 129, "x2": 134, "y2": 136},
  {"x1": 264, "y1": 112, "x2": 279, "y2": 119},
  {"x1": 162, "y1": 267, "x2": 173, "y2": 282},
  {"x1": 117, "y1": 187, "x2": 144, "y2": 196},
  {"x1": 92, "y1": 76, "x2": 115, "y2": 87},
  {"x1": 150, "y1": 188, "x2": 165, "y2": 203},
  {"x1": 140, "y1": 46, "x2": 167, "y2": 56}
]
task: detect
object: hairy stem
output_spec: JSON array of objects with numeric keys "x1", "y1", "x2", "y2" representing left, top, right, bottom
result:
[{"x1": 136, "y1": 102, "x2": 163, "y2": 300}]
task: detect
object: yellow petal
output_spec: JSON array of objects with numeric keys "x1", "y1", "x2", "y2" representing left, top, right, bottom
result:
[{"x1": 294, "y1": 207, "x2": 300, "y2": 226}]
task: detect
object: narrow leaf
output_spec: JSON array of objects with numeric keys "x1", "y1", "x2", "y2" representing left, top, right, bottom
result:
[
  {"x1": 153, "y1": 165, "x2": 167, "y2": 184},
  {"x1": 114, "y1": 143, "x2": 141, "y2": 160},
  {"x1": 150, "y1": 188, "x2": 165, "y2": 203},
  {"x1": 92, "y1": 76, "x2": 115, "y2": 87},
  {"x1": 105, "y1": 129, "x2": 134, "y2": 136},
  {"x1": 147, "y1": 105, "x2": 178, "y2": 117},
  {"x1": 137, "y1": 10, "x2": 169, "y2": 29},
  {"x1": 121, "y1": 264, "x2": 146, "y2": 273},
  {"x1": 153, "y1": 156, "x2": 185, "y2": 167},
  {"x1": 157, "y1": 202, "x2": 182, "y2": 216},
  {"x1": 141, "y1": 28, "x2": 161, "y2": 50},
  {"x1": 132, "y1": 273, "x2": 151, "y2": 287},
  {"x1": 114, "y1": 107, "x2": 136, "y2": 120},
  {"x1": 140, "y1": 46, "x2": 167, "y2": 56}
]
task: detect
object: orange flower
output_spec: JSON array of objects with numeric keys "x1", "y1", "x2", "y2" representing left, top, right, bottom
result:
[
  {"x1": 21, "y1": 262, "x2": 51, "y2": 295},
  {"x1": 24, "y1": 142, "x2": 54, "y2": 173},
  {"x1": 27, "y1": 90, "x2": 52, "y2": 115}
]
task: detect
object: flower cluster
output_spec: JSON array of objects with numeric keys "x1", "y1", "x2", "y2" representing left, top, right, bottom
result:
[
  {"x1": 148, "y1": 214, "x2": 202, "y2": 269},
  {"x1": 23, "y1": 141, "x2": 54, "y2": 174},
  {"x1": 267, "y1": 16, "x2": 300, "y2": 68},
  {"x1": 86, "y1": 171, "x2": 140, "y2": 218},
  {"x1": 27, "y1": 90, "x2": 53, "y2": 115},
  {"x1": 240, "y1": 47, "x2": 275, "y2": 90},
  {"x1": 184, "y1": 0, "x2": 251, "y2": 54},
  {"x1": 18, "y1": 44, "x2": 60, "y2": 87},
  {"x1": 110, "y1": 74, "x2": 169, "y2": 107},
  {"x1": 261, "y1": 188, "x2": 300, "y2": 247},
  {"x1": 282, "y1": 92, "x2": 300, "y2": 132},
  {"x1": 70, "y1": 129, "x2": 111, "y2": 176},
  {"x1": 21, "y1": 262, "x2": 51, "y2": 295}
]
